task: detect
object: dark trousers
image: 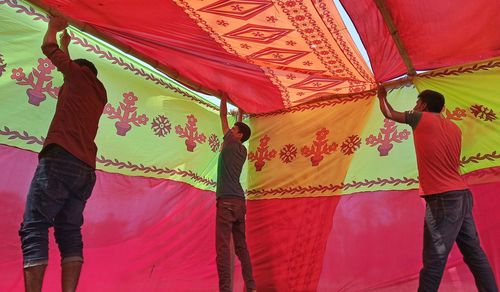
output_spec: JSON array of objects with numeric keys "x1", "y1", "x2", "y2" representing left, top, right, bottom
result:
[
  {"x1": 216, "y1": 198, "x2": 256, "y2": 292},
  {"x1": 419, "y1": 189, "x2": 498, "y2": 292},
  {"x1": 19, "y1": 145, "x2": 96, "y2": 267}
]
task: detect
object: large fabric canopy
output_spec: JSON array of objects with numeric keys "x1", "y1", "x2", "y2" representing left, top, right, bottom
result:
[
  {"x1": 340, "y1": 0, "x2": 500, "y2": 81},
  {"x1": 0, "y1": 0, "x2": 499, "y2": 291},
  {"x1": 26, "y1": 0, "x2": 375, "y2": 113}
]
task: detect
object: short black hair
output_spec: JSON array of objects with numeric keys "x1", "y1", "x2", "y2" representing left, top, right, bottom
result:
[
  {"x1": 74, "y1": 59, "x2": 98, "y2": 76},
  {"x1": 234, "y1": 122, "x2": 251, "y2": 143},
  {"x1": 418, "y1": 90, "x2": 445, "y2": 113}
]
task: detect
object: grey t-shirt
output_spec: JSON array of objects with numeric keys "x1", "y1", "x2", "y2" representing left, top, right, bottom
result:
[{"x1": 216, "y1": 130, "x2": 247, "y2": 199}]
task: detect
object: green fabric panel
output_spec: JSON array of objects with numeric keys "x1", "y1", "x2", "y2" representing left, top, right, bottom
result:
[{"x1": 0, "y1": 1, "x2": 230, "y2": 191}]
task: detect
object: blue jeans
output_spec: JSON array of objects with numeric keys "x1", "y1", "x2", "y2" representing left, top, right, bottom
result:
[
  {"x1": 19, "y1": 145, "x2": 96, "y2": 268},
  {"x1": 419, "y1": 189, "x2": 498, "y2": 292}
]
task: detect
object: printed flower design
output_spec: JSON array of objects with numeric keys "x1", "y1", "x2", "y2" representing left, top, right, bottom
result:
[
  {"x1": 279, "y1": 144, "x2": 297, "y2": 163},
  {"x1": 123, "y1": 92, "x2": 138, "y2": 105},
  {"x1": 208, "y1": 134, "x2": 221, "y2": 152},
  {"x1": 151, "y1": 115, "x2": 172, "y2": 137},
  {"x1": 36, "y1": 58, "x2": 55, "y2": 72},
  {"x1": 340, "y1": 135, "x2": 361, "y2": 155},
  {"x1": 10, "y1": 68, "x2": 26, "y2": 81}
]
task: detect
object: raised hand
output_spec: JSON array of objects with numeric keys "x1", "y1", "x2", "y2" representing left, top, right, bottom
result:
[
  {"x1": 377, "y1": 84, "x2": 387, "y2": 99},
  {"x1": 60, "y1": 29, "x2": 71, "y2": 48},
  {"x1": 49, "y1": 15, "x2": 68, "y2": 32}
]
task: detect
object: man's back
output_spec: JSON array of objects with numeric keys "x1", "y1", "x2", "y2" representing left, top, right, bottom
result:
[
  {"x1": 216, "y1": 130, "x2": 246, "y2": 199},
  {"x1": 409, "y1": 111, "x2": 467, "y2": 195},
  {"x1": 42, "y1": 43, "x2": 107, "y2": 169}
]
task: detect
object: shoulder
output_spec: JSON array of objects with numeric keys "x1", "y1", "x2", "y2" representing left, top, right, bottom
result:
[{"x1": 405, "y1": 110, "x2": 423, "y2": 129}]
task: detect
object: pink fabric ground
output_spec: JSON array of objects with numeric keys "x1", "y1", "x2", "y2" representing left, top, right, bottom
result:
[
  {"x1": 247, "y1": 196, "x2": 341, "y2": 291},
  {"x1": 0, "y1": 144, "x2": 245, "y2": 291},
  {"x1": 1, "y1": 144, "x2": 499, "y2": 291},
  {"x1": 317, "y1": 185, "x2": 500, "y2": 291}
]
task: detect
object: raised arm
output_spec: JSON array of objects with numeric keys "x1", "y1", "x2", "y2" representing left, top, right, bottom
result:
[
  {"x1": 43, "y1": 15, "x2": 67, "y2": 47},
  {"x1": 237, "y1": 108, "x2": 243, "y2": 122},
  {"x1": 60, "y1": 29, "x2": 71, "y2": 58},
  {"x1": 220, "y1": 93, "x2": 230, "y2": 134},
  {"x1": 42, "y1": 16, "x2": 76, "y2": 75},
  {"x1": 377, "y1": 85, "x2": 406, "y2": 123}
]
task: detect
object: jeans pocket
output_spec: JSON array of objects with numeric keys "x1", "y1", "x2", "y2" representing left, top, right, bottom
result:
[
  {"x1": 80, "y1": 171, "x2": 96, "y2": 201},
  {"x1": 426, "y1": 200, "x2": 445, "y2": 223},
  {"x1": 442, "y1": 197, "x2": 463, "y2": 224},
  {"x1": 221, "y1": 202, "x2": 234, "y2": 211}
]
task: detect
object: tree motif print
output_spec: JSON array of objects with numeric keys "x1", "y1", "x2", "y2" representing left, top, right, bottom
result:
[
  {"x1": 301, "y1": 128, "x2": 337, "y2": 166},
  {"x1": 10, "y1": 58, "x2": 60, "y2": 106},
  {"x1": 104, "y1": 92, "x2": 149, "y2": 136},
  {"x1": 175, "y1": 114, "x2": 206, "y2": 152},
  {"x1": 248, "y1": 135, "x2": 277, "y2": 171},
  {"x1": 444, "y1": 107, "x2": 468, "y2": 121},
  {"x1": 365, "y1": 119, "x2": 410, "y2": 156},
  {"x1": 470, "y1": 104, "x2": 496, "y2": 121}
]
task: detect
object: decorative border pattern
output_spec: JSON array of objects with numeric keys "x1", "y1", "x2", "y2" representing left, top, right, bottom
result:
[
  {"x1": 0, "y1": 0, "x2": 219, "y2": 112},
  {"x1": 173, "y1": 0, "x2": 290, "y2": 108},
  {"x1": 0, "y1": 126, "x2": 216, "y2": 187},
  {"x1": 247, "y1": 151, "x2": 500, "y2": 197},
  {"x1": 96, "y1": 156, "x2": 216, "y2": 187},
  {"x1": 0, "y1": 0, "x2": 48, "y2": 21},
  {"x1": 420, "y1": 60, "x2": 500, "y2": 78},
  {"x1": 273, "y1": 0, "x2": 357, "y2": 81},
  {"x1": 250, "y1": 90, "x2": 374, "y2": 117},
  {"x1": 69, "y1": 35, "x2": 219, "y2": 111},
  {"x1": 263, "y1": 67, "x2": 292, "y2": 107},
  {"x1": 461, "y1": 151, "x2": 500, "y2": 166},
  {"x1": 316, "y1": 1, "x2": 373, "y2": 83},
  {"x1": 465, "y1": 166, "x2": 500, "y2": 180},
  {"x1": 0, "y1": 126, "x2": 45, "y2": 145},
  {"x1": 247, "y1": 176, "x2": 419, "y2": 198}
]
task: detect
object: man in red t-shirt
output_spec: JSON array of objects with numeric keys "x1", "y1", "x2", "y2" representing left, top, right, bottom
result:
[
  {"x1": 377, "y1": 85, "x2": 498, "y2": 292},
  {"x1": 19, "y1": 16, "x2": 107, "y2": 292}
]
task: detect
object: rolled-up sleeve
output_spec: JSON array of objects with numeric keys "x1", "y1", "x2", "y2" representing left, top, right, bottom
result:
[
  {"x1": 41, "y1": 43, "x2": 77, "y2": 76},
  {"x1": 404, "y1": 110, "x2": 423, "y2": 129}
]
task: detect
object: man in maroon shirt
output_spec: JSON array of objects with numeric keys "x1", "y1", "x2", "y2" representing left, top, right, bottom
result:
[
  {"x1": 19, "y1": 16, "x2": 107, "y2": 292},
  {"x1": 377, "y1": 85, "x2": 498, "y2": 292}
]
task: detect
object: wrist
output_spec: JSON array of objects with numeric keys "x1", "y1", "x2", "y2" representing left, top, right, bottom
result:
[{"x1": 47, "y1": 27, "x2": 59, "y2": 33}]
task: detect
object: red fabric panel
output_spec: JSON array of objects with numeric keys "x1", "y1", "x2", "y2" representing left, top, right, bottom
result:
[
  {"x1": 39, "y1": 0, "x2": 284, "y2": 113},
  {"x1": 317, "y1": 185, "x2": 500, "y2": 291},
  {"x1": 339, "y1": 0, "x2": 405, "y2": 81},
  {"x1": 341, "y1": 0, "x2": 500, "y2": 81},
  {"x1": 0, "y1": 144, "x2": 244, "y2": 291},
  {"x1": 247, "y1": 196, "x2": 341, "y2": 291}
]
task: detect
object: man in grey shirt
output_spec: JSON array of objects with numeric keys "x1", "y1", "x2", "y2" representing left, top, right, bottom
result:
[{"x1": 215, "y1": 93, "x2": 256, "y2": 292}]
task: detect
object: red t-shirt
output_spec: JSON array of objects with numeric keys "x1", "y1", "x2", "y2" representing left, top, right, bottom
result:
[
  {"x1": 406, "y1": 111, "x2": 468, "y2": 196},
  {"x1": 41, "y1": 43, "x2": 107, "y2": 168}
]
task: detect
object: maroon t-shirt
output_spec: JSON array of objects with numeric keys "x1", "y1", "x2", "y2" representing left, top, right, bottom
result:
[{"x1": 41, "y1": 43, "x2": 107, "y2": 168}]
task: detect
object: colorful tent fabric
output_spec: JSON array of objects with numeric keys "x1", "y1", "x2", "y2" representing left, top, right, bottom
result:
[
  {"x1": 0, "y1": 0, "x2": 499, "y2": 291},
  {"x1": 25, "y1": 0, "x2": 374, "y2": 113},
  {"x1": 340, "y1": 0, "x2": 500, "y2": 81}
]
